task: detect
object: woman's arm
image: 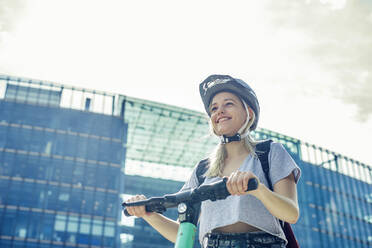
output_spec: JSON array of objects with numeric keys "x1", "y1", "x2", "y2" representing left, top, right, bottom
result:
[
  {"x1": 142, "y1": 213, "x2": 180, "y2": 243},
  {"x1": 125, "y1": 195, "x2": 180, "y2": 243},
  {"x1": 226, "y1": 171, "x2": 299, "y2": 224},
  {"x1": 253, "y1": 173, "x2": 299, "y2": 223}
]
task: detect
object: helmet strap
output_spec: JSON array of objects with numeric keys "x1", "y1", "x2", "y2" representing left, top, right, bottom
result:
[{"x1": 220, "y1": 134, "x2": 241, "y2": 144}]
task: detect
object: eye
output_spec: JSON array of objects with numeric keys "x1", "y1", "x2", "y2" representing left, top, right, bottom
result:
[
  {"x1": 210, "y1": 106, "x2": 217, "y2": 112},
  {"x1": 225, "y1": 102, "x2": 233, "y2": 106}
]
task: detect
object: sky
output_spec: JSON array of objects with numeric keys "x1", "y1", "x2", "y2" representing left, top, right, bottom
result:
[{"x1": 0, "y1": 0, "x2": 371, "y2": 166}]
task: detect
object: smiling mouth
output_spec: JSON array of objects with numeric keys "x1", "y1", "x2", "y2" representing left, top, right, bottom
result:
[{"x1": 217, "y1": 117, "x2": 230, "y2": 123}]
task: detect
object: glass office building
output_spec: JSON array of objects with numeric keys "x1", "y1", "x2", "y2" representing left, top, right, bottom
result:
[
  {"x1": 119, "y1": 95, "x2": 372, "y2": 248},
  {"x1": 0, "y1": 75, "x2": 371, "y2": 248},
  {"x1": 0, "y1": 76, "x2": 127, "y2": 247}
]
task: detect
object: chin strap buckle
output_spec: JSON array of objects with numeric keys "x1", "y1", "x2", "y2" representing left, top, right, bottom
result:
[{"x1": 220, "y1": 133, "x2": 241, "y2": 144}]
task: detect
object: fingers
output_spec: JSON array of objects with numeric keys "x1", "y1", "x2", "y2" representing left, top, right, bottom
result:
[
  {"x1": 125, "y1": 195, "x2": 147, "y2": 217},
  {"x1": 226, "y1": 171, "x2": 258, "y2": 196}
]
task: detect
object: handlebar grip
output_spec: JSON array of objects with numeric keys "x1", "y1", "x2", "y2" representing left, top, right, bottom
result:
[
  {"x1": 246, "y1": 178, "x2": 258, "y2": 191},
  {"x1": 123, "y1": 205, "x2": 154, "y2": 217}
]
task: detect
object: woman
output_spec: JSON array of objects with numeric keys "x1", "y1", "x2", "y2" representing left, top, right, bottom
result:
[{"x1": 125, "y1": 74, "x2": 301, "y2": 248}]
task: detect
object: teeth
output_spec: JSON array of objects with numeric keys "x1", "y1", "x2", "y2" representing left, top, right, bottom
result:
[{"x1": 218, "y1": 117, "x2": 229, "y2": 123}]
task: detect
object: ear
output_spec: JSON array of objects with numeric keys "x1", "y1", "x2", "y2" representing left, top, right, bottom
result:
[
  {"x1": 248, "y1": 107, "x2": 254, "y2": 120},
  {"x1": 247, "y1": 107, "x2": 256, "y2": 123}
]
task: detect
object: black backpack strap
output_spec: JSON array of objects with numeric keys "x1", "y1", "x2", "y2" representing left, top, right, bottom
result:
[
  {"x1": 196, "y1": 158, "x2": 209, "y2": 186},
  {"x1": 255, "y1": 139, "x2": 273, "y2": 190}
]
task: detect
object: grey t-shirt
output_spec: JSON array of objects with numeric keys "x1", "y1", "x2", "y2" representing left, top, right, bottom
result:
[{"x1": 180, "y1": 142, "x2": 301, "y2": 245}]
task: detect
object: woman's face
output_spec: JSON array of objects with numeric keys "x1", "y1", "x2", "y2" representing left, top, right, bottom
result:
[{"x1": 209, "y1": 91, "x2": 248, "y2": 136}]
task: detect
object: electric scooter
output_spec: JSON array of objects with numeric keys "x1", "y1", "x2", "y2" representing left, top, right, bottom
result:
[{"x1": 122, "y1": 177, "x2": 258, "y2": 248}]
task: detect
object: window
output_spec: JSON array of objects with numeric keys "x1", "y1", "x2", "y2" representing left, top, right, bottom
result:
[
  {"x1": 40, "y1": 214, "x2": 55, "y2": 241},
  {"x1": 27, "y1": 212, "x2": 42, "y2": 239},
  {"x1": 8, "y1": 180, "x2": 22, "y2": 205},
  {"x1": 92, "y1": 219, "x2": 103, "y2": 236},
  {"x1": 72, "y1": 165, "x2": 84, "y2": 187},
  {"x1": 23, "y1": 182, "x2": 37, "y2": 207},
  {"x1": 70, "y1": 188, "x2": 82, "y2": 212},
  {"x1": 54, "y1": 214, "x2": 67, "y2": 231},
  {"x1": 58, "y1": 187, "x2": 71, "y2": 211},
  {"x1": 82, "y1": 190, "x2": 94, "y2": 215},
  {"x1": 5, "y1": 84, "x2": 61, "y2": 107},
  {"x1": 59, "y1": 160, "x2": 73, "y2": 184},
  {"x1": 0, "y1": 209, "x2": 16, "y2": 236},
  {"x1": 67, "y1": 216, "x2": 79, "y2": 233},
  {"x1": 79, "y1": 217, "x2": 91, "y2": 235},
  {"x1": 84, "y1": 164, "x2": 96, "y2": 187},
  {"x1": 93, "y1": 191, "x2": 105, "y2": 216},
  {"x1": 0, "y1": 155, "x2": 12, "y2": 177}
]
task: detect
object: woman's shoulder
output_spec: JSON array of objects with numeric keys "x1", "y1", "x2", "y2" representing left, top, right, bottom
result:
[
  {"x1": 255, "y1": 140, "x2": 286, "y2": 153},
  {"x1": 269, "y1": 141, "x2": 286, "y2": 151}
]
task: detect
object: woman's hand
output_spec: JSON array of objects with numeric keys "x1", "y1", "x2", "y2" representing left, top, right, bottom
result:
[
  {"x1": 226, "y1": 171, "x2": 260, "y2": 196},
  {"x1": 125, "y1": 195, "x2": 154, "y2": 218}
]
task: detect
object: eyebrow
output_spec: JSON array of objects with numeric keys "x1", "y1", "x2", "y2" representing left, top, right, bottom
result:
[{"x1": 209, "y1": 98, "x2": 237, "y2": 109}]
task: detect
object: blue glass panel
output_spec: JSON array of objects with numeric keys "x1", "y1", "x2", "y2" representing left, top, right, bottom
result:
[
  {"x1": 54, "y1": 214, "x2": 67, "y2": 242},
  {"x1": 59, "y1": 160, "x2": 74, "y2": 184},
  {"x1": 93, "y1": 191, "x2": 106, "y2": 216},
  {"x1": 45, "y1": 185, "x2": 59, "y2": 210},
  {"x1": 58, "y1": 187, "x2": 71, "y2": 212},
  {"x1": 103, "y1": 236, "x2": 116, "y2": 247},
  {"x1": 84, "y1": 164, "x2": 97, "y2": 187},
  {"x1": 79, "y1": 217, "x2": 91, "y2": 245},
  {"x1": 0, "y1": 239, "x2": 12, "y2": 247},
  {"x1": 1, "y1": 209, "x2": 16, "y2": 236},
  {"x1": 27, "y1": 212, "x2": 42, "y2": 239},
  {"x1": 8, "y1": 180, "x2": 22, "y2": 205},
  {"x1": 34, "y1": 183, "x2": 47, "y2": 209},
  {"x1": 0, "y1": 179, "x2": 9, "y2": 204},
  {"x1": 70, "y1": 188, "x2": 83, "y2": 212},
  {"x1": 82, "y1": 190, "x2": 94, "y2": 215},
  {"x1": 40, "y1": 214, "x2": 54, "y2": 241},
  {"x1": 14, "y1": 211, "x2": 29, "y2": 238},
  {"x1": 105, "y1": 194, "x2": 118, "y2": 218},
  {"x1": 96, "y1": 166, "x2": 108, "y2": 189},
  {"x1": 106, "y1": 167, "x2": 120, "y2": 190},
  {"x1": 91, "y1": 219, "x2": 103, "y2": 245},
  {"x1": 72, "y1": 162, "x2": 85, "y2": 185},
  {"x1": 86, "y1": 139, "x2": 99, "y2": 161},
  {"x1": 3, "y1": 152, "x2": 15, "y2": 177},
  {"x1": 64, "y1": 135, "x2": 79, "y2": 157},
  {"x1": 23, "y1": 182, "x2": 37, "y2": 208}
]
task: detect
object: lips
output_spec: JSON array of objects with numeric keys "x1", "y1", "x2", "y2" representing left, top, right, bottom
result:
[{"x1": 216, "y1": 116, "x2": 231, "y2": 123}]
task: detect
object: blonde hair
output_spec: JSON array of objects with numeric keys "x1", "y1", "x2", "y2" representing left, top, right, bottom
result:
[{"x1": 205, "y1": 100, "x2": 259, "y2": 178}]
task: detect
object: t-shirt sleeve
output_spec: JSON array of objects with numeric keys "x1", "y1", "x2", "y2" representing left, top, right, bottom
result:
[
  {"x1": 179, "y1": 164, "x2": 200, "y2": 192},
  {"x1": 269, "y1": 142, "x2": 301, "y2": 186}
]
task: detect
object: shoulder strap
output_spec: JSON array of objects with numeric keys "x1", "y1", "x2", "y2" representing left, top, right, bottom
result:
[
  {"x1": 255, "y1": 139, "x2": 273, "y2": 190},
  {"x1": 196, "y1": 158, "x2": 209, "y2": 186},
  {"x1": 196, "y1": 140, "x2": 274, "y2": 187},
  {"x1": 257, "y1": 140, "x2": 298, "y2": 245}
]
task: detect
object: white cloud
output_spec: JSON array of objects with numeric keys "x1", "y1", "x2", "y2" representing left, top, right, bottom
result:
[
  {"x1": 263, "y1": 0, "x2": 372, "y2": 122},
  {"x1": 0, "y1": 0, "x2": 371, "y2": 165}
]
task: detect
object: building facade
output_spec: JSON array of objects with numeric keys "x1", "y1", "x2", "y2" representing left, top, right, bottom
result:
[
  {"x1": 0, "y1": 76, "x2": 127, "y2": 247},
  {"x1": 0, "y1": 75, "x2": 371, "y2": 248}
]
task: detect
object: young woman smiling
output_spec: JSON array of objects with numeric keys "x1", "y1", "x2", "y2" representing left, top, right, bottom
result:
[{"x1": 126, "y1": 75, "x2": 301, "y2": 248}]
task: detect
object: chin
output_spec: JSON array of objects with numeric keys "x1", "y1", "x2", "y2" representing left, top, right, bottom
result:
[{"x1": 216, "y1": 130, "x2": 235, "y2": 137}]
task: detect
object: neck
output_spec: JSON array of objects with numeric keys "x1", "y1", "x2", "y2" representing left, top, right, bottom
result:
[{"x1": 224, "y1": 140, "x2": 249, "y2": 159}]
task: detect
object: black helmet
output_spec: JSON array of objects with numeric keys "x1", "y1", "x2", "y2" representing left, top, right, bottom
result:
[{"x1": 199, "y1": 74, "x2": 260, "y2": 131}]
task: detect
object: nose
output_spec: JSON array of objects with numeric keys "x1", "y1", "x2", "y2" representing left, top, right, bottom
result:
[
  {"x1": 213, "y1": 106, "x2": 222, "y2": 115},
  {"x1": 214, "y1": 106, "x2": 225, "y2": 118}
]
